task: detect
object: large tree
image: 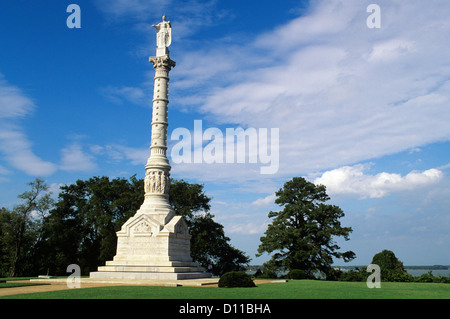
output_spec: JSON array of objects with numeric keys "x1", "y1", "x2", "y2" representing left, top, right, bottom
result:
[
  {"x1": 0, "y1": 179, "x2": 54, "y2": 277},
  {"x1": 167, "y1": 179, "x2": 250, "y2": 275},
  {"x1": 371, "y1": 249, "x2": 409, "y2": 281},
  {"x1": 189, "y1": 212, "x2": 250, "y2": 276},
  {"x1": 257, "y1": 177, "x2": 355, "y2": 278},
  {"x1": 42, "y1": 176, "x2": 143, "y2": 274}
]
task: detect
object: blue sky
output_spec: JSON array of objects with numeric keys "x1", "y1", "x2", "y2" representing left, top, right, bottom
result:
[{"x1": 1, "y1": 0, "x2": 449, "y2": 266}]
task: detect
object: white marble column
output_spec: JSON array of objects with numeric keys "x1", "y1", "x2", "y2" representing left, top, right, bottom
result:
[
  {"x1": 137, "y1": 55, "x2": 176, "y2": 225},
  {"x1": 89, "y1": 16, "x2": 212, "y2": 281}
]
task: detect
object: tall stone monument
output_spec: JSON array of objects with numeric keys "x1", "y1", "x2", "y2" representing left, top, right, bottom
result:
[{"x1": 90, "y1": 16, "x2": 211, "y2": 281}]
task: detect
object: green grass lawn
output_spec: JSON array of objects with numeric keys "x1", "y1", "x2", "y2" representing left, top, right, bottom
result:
[{"x1": 1, "y1": 280, "x2": 449, "y2": 299}]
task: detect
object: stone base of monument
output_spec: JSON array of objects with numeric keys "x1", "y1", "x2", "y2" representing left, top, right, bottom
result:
[
  {"x1": 90, "y1": 266, "x2": 210, "y2": 281},
  {"x1": 90, "y1": 258, "x2": 211, "y2": 280},
  {"x1": 89, "y1": 213, "x2": 212, "y2": 281}
]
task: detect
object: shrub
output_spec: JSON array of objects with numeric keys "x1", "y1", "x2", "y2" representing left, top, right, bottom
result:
[
  {"x1": 218, "y1": 271, "x2": 256, "y2": 288},
  {"x1": 257, "y1": 270, "x2": 278, "y2": 279},
  {"x1": 287, "y1": 269, "x2": 308, "y2": 280},
  {"x1": 386, "y1": 271, "x2": 413, "y2": 282},
  {"x1": 339, "y1": 269, "x2": 366, "y2": 282},
  {"x1": 437, "y1": 276, "x2": 450, "y2": 284},
  {"x1": 415, "y1": 271, "x2": 434, "y2": 283},
  {"x1": 371, "y1": 250, "x2": 408, "y2": 280},
  {"x1": 253, "y1": 268, "x2": 278, "y2": 279},
  {"x1": 257, "y1": 260, "x2": 279, "y2": 279},
  {"x1": 253, "y1": 269, "x2": 263, "y2": 278},
  {"x1": 325, "y1": 268, "x2": 342, "y2": 281},
  {"x1": 414, "y1": 271, "x2": 450, "y2": 283}
]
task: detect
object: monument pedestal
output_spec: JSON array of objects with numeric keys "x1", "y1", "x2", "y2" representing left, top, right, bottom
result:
[{"x1": 90, "y1": 213, "x2": 211, "y2": 280}]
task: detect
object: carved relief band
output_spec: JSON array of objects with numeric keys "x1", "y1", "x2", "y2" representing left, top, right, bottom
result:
[{"x1": 144, "y1": 169, "x2": 170, "y2": 194}]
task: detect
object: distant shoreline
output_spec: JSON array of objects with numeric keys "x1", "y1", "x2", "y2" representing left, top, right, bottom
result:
[
  {"x1": 245, "y1": 265, "x2": 450, "y2": 277},
  {"x1": 332, "y1": 265, "x2": 449, "y2": 270},
  {"x1": 247, "y1": 265, "x2": 450, "y2": 270}
]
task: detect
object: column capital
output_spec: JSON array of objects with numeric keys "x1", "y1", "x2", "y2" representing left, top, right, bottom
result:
[{"x1": 149, "y1": 55, "x2": 176, "y2": 70}]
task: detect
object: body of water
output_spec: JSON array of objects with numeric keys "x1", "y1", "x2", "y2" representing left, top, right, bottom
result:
[
  {"x1": 405, "y1": 269, "x2": 450, "y2": 277},
  {"x1": 335, "y1": 266, "x2": 450, "y2": 278},
  {"x1": 247, "y1": 266, "x2": 450, "y2": 278}
]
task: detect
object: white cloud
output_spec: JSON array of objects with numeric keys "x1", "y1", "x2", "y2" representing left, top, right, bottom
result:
[
  {"x1": 59, "y1": 143, "x2": 97, "y2": 172},
  {"x1": 92, "y1": 0, "x2": 450, "y2": 191},
  {"x1": 0, "y1": 125, "x2": 57, "y2": 176},
  {"x1": 251, "y1": 193, "x2": 276, "y2": 207},
  {"x1": 0, "y1": 164, "x2": 11, "y2": 175},
  {"x1": 226, "y1": 221, "x2": 268, "y2": 235},
  {"x1": 0, "y1": 75, "x2": 35, "y2": 119},
  {"x1": 48, "y1": 183, "x2": 64, "y2": 196},
  {"x1": 100, "y1": 86, "x2": 148, "y2": 106},
  {"x1": 112, "y1": 144, "x2": 149, "y2": 165},
  {"x1": 0, "y1": 164, "x2": 11, "y2": 182},
  {"x1": 0, "y1": 74, "x2": 58, "y2": 176},
  {"x1": 94, "y1": 0, "x2": 168, "y2": 20},
  {"x1": 91, "y1": 144, "x2": 149, "y2": 166},
  {"x1": 408, "y1": 147, "x2": 421, "y2": 154},
  {"x1": 94, "y1": 0, "x2": 231, "y2": 39},
  {"x1": 313, "y1": 164, "x2": 444, "y2": 198},
  {"x1": 173, "y1": 0, "x2": 450, "y2": 179},
  {"x1": 367, "y1": 39, "x2": 416, "y2": 62}
]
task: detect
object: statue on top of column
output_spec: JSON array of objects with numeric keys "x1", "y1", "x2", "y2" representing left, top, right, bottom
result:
[{"x1": 152, "y1": 15, "x2": 172, "y2": 56}]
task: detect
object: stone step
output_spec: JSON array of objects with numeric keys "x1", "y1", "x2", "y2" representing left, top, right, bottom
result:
[
  {"x1": 105, "y1": 260, "x2": 200, "y2": 267},
  {"x1": 97, "y1": 265, "x2": 206, "y2": 273},
  {"x1": 112, "y1": 255, "x2": 193, "y2": 262},
  {"x1": 89, "y1": 271, "x2": 212, "y2": 281}
]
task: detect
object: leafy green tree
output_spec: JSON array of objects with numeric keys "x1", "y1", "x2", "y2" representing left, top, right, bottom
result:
[
  {"x1": 258, "y1": 258, "x2": 280, "y2": 279},
  {"x1": 287, "y1": 269, "x2": 309, "y2": 280},
  {"x1": 257, "y1": 177, "x2": 355, "y2": 278},
  {"x1": 0, "y1": 179, "x2": 54, "y2": 277},
  {"x1": 189, "y1": 213, "x2": 250, "y2": 276},
  {"x1": 0, "y1": 208, "x2": 16, "y2": 276},
  {"x1": 168, "y1": 179, "x2": 211, "y2": 223},
  {"x1": 43, "y1": 176, "x2": 143, "y2": 274},
  {"x1": 371, "y1": 249, "x2": 411, "y2": 282},
  {"x1": 168, "y1": 179, "x2": 250, "y2": 276}
]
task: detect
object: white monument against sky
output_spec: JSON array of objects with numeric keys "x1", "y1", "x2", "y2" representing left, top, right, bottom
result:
[{"x1": 90, "y1": 16, "x2": 211, "y2": 280}]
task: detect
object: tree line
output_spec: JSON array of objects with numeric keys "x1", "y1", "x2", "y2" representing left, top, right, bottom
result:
[
  {"x1": 334, "y1": 250, "x2": 450, "y2": 283},
  {"x1": 7, "y1": 175, "x2": 406, "y2": 281},
  {"x1": 0, "y1": 176, "x2": 249, "y2": 277}
]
